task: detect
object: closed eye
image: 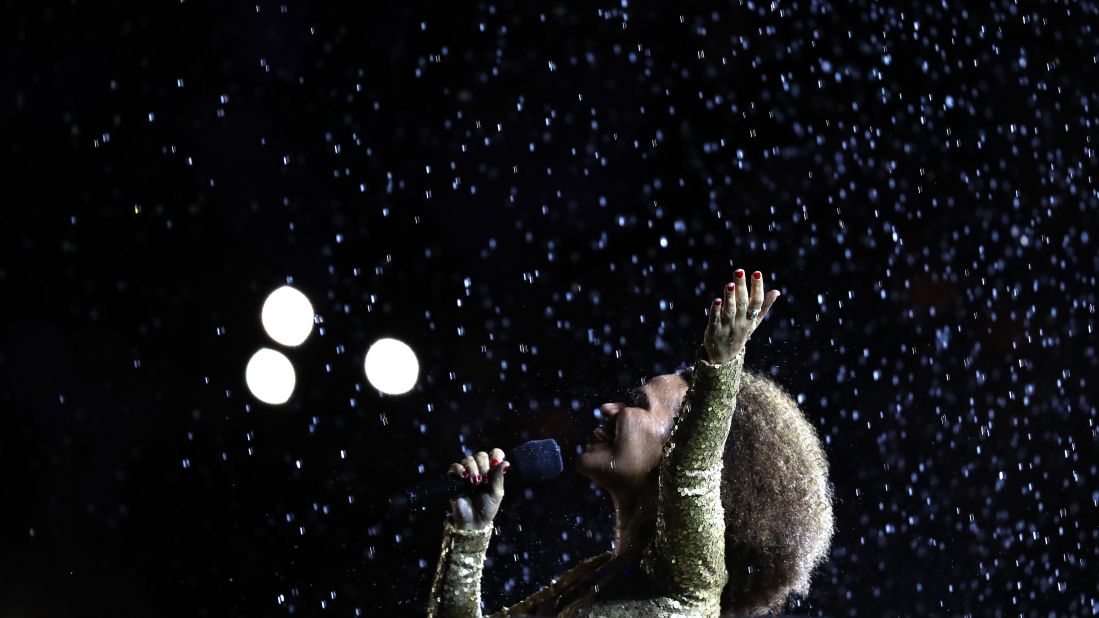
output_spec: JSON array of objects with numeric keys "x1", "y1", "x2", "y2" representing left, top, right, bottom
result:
[{"x1": 625, "y1": 389, "x2": 651, "y2": 410}]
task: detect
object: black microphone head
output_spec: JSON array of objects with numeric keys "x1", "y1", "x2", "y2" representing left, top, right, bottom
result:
[{"x1": 509, "y1": 439, "x2": 563, "y2": 484}]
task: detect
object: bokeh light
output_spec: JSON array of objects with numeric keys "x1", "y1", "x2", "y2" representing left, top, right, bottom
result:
[
  {"x1": 245, "y1": 348, "x2": 296, "y2": 405},
  {"x1": 364, "y1": 338, "x2": 419, "y2": 395},
  {"x1": 261, "y1": 285, "x2": 314, "y2": 347}
]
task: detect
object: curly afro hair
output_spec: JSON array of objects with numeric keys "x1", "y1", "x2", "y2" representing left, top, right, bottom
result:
[{"x1": 679, "y1": 366, "x2": 834, "y2": 615}]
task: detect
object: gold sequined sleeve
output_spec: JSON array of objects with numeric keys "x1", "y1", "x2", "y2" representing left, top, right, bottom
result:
[
  {"x1": 426, "y1": 519, "x2": 493, "y2": 618},
  {"x1": 643, "y1": 350, "x2": 745, "y2": 611}
]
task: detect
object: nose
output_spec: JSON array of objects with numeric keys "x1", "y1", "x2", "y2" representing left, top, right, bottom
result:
[{"x1": 599, "y1": 402, "x2": 623, "y2": 418}]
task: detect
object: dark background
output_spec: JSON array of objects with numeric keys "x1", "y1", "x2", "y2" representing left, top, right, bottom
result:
[{"x1": 2, "y1": 0, "x2": 1097, "y2": 616}]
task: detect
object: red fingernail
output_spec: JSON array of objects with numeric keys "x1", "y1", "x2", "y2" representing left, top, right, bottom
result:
[
  {"x1": 753, "y1": 271, "x2": 762, "y2": 280},
  {"x1": 714, "y1": 299, "x2": 722, "y2": 305},
  {"x1": 727, "y1": 283, "x2": 735, "y2": 290},
  {"x1": 472, "y1": 475, "x2": 481, "y2": 483},
  {"x1": 735, "y1": 270, "x2": 744, "y2": 278},
  {"x1": 460, "y1": 470, "x2": 468, "y2": 478},
  {"x1": 491, "y1": 459, "x2": 500, "y2": 468}
]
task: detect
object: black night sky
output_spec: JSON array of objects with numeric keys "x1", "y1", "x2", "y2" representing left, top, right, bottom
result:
[{"x1": 2, "y1": 1, "x2": 1097, "y2": 616}]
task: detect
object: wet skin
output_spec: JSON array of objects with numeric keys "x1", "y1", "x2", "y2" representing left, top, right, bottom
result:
[{"x1": 576, "y1": 373, "x2": 690, "y2": 493}]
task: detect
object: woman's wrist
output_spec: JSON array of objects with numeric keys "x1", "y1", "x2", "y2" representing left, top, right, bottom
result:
[
  {"x1": 697, "y1": 343, "x2": 745, "y2": 366},
  {"x1": 443, "y1": 518, "x2": 493, "y2": 555},
  {"x1": 447, "y1": 514, "x2": 494, "y2": 533},
  {"x1": 445, "y1": 517, "x2": 494, "y2": 540}
]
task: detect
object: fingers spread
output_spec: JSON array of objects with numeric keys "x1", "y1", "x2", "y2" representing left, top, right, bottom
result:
[
  {"x1": 735, "y1": 269, "x2": 749, "y2": 319},
  {"x1": 707, "y1": 297, "x2": 722, "y2": 332},
  {"x1": 758, "y1": 289, "x2": 781, "y2": 322},
  {"x1": 749, "y1": 271, "x2": 764, "y2": 315},
  {"x1": 721, "y1": 282, "x2": 736, "y2": 322}
]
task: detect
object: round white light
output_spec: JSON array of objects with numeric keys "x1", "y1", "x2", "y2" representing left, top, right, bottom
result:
[
  {"x1": 364, "y1": 338, "x2": 419, "y2": 395},
  {"x1": 261, "y1": 285, "x2": 314, "y2": 347},
  {"x1": 245, "y1": 348, "x2": 297, "y2": 405}
]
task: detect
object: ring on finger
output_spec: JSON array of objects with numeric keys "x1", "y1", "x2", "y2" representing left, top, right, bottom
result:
[{"x1": 746, "y1": 307, "x2": 761, "y2": 319}]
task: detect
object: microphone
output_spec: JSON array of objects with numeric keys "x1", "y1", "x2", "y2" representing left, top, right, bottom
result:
[{"x1": 386, "y1": 439, "x2": 563, "y2": 514}]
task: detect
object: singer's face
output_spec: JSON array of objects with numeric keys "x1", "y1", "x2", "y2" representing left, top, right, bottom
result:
[{"x1": 575, "y1": 373, "x2": 689, "y2": 491}]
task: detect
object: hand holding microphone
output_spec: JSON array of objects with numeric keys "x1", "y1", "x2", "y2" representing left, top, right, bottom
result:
[
  {"x1": 385, "y1": 439, "x2": 563, "y2": 523},
  {"x1": 447, "y1": 447, "x2": 509, "y2": 529}
]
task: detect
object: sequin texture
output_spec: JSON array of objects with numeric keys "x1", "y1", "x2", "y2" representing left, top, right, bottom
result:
[{"x1": 428, "y1": 352, "x2": 746, "y2": 617}]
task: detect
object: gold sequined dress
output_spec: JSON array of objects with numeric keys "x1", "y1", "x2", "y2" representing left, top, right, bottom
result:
[{"x1": 427, "y1": 352, "x2": 745, "y2": 618}]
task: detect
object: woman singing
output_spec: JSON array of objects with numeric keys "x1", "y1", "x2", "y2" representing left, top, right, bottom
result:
[{"x1": 427, "y1": 269, "x2": 834, "y2": 616}]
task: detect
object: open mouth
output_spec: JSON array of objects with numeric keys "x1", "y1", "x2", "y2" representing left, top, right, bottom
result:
[{"x1": 589, "y1": 420, "x2": 616, "y2": 445}]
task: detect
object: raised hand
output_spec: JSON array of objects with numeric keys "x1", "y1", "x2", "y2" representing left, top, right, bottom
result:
[
  {"x1": 446, "y1": 447, "x2": 509, "y2": 530},
  {"x1": 703, "y1": 269, "x2": 780, "y2": 364}
]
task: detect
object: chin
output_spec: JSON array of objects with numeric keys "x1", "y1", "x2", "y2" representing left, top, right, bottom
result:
[
  {"x1": 575, "y1": 443, "x2": 619, "y2": 487},
  {"x1": 574, "y1": 445, "x2": 606, "y2": 476}
]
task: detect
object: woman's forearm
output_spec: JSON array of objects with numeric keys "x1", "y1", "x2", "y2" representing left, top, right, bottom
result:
[
  {"x1": 669, "y1": 350, "x2": 744, "y2": 470},
  {"x1": 426, "y1": 519, "x2": 493, "y2": 618},
  {"x1": 428, "y1": 447, "x2": 510, "y2": 617},
  {"x1": 644, "y1": 350, "x2": 745, "y2": 603}
]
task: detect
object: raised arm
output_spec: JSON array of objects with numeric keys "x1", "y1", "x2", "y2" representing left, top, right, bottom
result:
[
  {"x1": 426, "y1": 448, "x2": 509, "y2": 618},
  {"x1": 643, "y1": 269, "x2": 780, "y2": 607}
]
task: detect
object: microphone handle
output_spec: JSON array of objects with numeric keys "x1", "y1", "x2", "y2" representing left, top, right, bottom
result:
[
  {"x1": 386, "y1": 474, "x2": 471, "y2": 514},
  {"x1": 383, "y1": 439, "x2": 560, "y2": 517}
]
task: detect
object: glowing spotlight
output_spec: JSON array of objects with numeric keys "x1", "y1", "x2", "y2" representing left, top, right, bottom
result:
[
  {"x1": 245, "y1": 348, "x2": 296, "y2": 405},
  {"x1": 364, "y1": 338, "x2": 419, "y2": 395},
  {"x1": 261, "y1": 285, "x2": 314, "y2": 347}
]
